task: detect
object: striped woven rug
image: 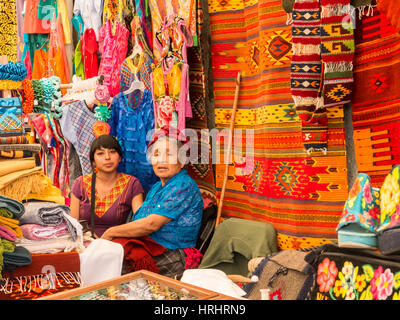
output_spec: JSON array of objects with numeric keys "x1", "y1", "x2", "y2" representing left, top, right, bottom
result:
[
  {"x1": 209, "y1": 0, "x2": 349, "y2": 249},
  {"x1": 352, "y1": 9, "x2": 400, "y2": 188}
]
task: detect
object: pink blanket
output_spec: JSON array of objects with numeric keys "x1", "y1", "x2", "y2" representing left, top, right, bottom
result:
[
  {"x1": 0, "y1": 225, "x2": 17, "y2": 242},
  {"x1": 21, "y1": 222, "x2": 70, "y2": 241}
]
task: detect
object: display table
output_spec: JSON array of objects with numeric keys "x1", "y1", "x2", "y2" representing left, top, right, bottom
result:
[{"x1": 38, "y1": 270, "x2": 238, "y2": 300}]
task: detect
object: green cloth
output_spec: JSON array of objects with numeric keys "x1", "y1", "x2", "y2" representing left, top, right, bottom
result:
[
  {"x1": 0, "y1": 208, "x2": 13, "y2": 219},
  {"x1": 1, "y1": 239, "x2": 15, "y2": 253},
  {"x1": 73, "y1": 40, "x2": 85, "y2": 80},
  {"x1": 199, "y1": 218, "x2": 278, "y2": 277}
]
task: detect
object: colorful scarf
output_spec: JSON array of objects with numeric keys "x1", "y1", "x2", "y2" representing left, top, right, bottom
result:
[
  {"x1": 290, "y1": 0, "x2": 326, "y2": 154},
  {"x1": 320, "y1": 0, "x2": 354, "y2": 108}
]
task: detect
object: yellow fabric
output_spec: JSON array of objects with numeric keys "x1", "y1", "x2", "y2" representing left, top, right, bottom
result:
[
  {"x1": 0, "y1": 216, "x2": 22, "y2": 238},
  {"x1": 0, "y1": 80, "x2": 22, "y2": 90},
  {"x1": 0, "y1": 157, "x2": 36, "y2": 177},
  {"x1": 26, "y1": 174, "x2": 65, "y2": 205},
  {"x1": 103, "y1": 0, "x2": 125, "y2": 25},
  {"x1": 0, "y1": 166, "x2": 44, "y2": 195},
  {"x1": 58, "y1": 0, "x2": 72, "y2": 45}
]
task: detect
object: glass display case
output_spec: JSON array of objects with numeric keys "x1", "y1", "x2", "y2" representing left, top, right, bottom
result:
[{"x1": 38, "y1": 270, "x2": 231, "y2": 300}]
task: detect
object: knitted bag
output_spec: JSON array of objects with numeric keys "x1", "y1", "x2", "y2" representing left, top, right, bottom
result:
[
  {"x1": 307, "y1": 243, "x2": 400, "y2": 300},
  {"x1": 243, "y1": 248, "x2": 319, "y2": 300},
  {"x1": 0, "y1": 97, "x2": 24, "y2": 137}
]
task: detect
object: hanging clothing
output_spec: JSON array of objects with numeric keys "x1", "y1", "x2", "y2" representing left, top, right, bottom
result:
[
  {"x1": 60, "y1": 101, "x2": 97, "y2": 176},
  {"x1": 151, "y1": 18, "x2": 193, "y2": 132},
  {"x1": 98, "y1": 19, "x2": 129, "y2": 97},
  {"x1": 71, "y1": 173, "x2": 144, "y2": 237},
  {"x1": 119, "y1": 53, "x2": 153, "y2": 92},
  {"x1": 73, "y1": 0, "x2": 104, "y2": 41},
  {"x1": 73, "y1": 39, "x2": 85, "y2": 80},
  {"x1": 102, "y1": 0, "x2": 125, "y2": 25},
  {"x1": 48, "y1": 14, "x2": 71, "y2": 84},
  {"x1": 132, "y1": 169, "x2": 203, "y2": 250},
  {"x1": 23, "y1": 0, "x2": 52, "y2": 34},
  {"x1": 109, "y1": 89, "x2": 158, "y2": 192}
]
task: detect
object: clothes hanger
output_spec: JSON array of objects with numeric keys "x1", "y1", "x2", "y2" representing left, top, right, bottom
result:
[{"x1": 123, "y1": 73, "x2": 145, "y2": 95}]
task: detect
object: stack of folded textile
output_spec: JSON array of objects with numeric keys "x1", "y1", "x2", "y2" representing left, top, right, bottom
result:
[
  {"x1": 0, "y1": 195, "x2": 32, "y2": 280},
  {"x1": 16, "y1": 201, "x2": 83, "y2": 254},
  {"x1": 0, "y1": 143, "x2": 46, "y2": 202}
]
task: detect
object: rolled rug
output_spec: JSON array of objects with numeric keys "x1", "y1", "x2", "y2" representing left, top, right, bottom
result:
[
  {"x1": 21, "y1": 202, "x2": 77, "y2": 241},
  {"x1": 0, "y1": 194, "x2": 25, "y2": 219}
]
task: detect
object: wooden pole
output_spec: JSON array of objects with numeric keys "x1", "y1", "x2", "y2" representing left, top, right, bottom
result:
[{"x1": 215, "y1": 71, "x2": 241, "y2": 227}]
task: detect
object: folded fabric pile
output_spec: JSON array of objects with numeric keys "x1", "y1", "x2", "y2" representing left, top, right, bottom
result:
[
  {"x1": 0, "y1": 195, "x2": 32, "y2": 280},
  {"x1": 15, "y1": 201, "x2": 83, "y2": 254}
]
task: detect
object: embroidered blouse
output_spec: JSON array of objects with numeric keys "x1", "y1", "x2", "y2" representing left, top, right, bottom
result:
[
  {"x1": 132, "y1": 169, "x2": 203, "y2": 250},
  {"x1": 109, "y1": 89, "x2": 158, "y2": 192},
  {"x1": 71, "y1": 172, "x2": 144, "y2": 237},
  {"x1": 98, "y1": 19, "x2": 129, "y2": 97}
]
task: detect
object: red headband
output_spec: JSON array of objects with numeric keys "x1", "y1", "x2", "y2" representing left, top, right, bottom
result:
[{"x1": 147, "y1": 126, "x2": 189, "y2": 149}]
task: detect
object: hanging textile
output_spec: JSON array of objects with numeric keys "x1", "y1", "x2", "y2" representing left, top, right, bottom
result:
[
  {"x1": 48, "y1": 14, "x2": 71, "y2": 84},
  {"x1": 59, "y1": 101, "x2": 96, "y2": 176},
  {"x1": 0, "y1": 0, "x2": 18, "y2": 63},
  {"x1": 73, "y1": 0, "x2": 104, "y2": 41},
  {"x1": 209, "y1": 0, "x2": 348, "y2": 249},
  {"x1": 184, "y1": 0, "x2": 216, "y2": 207},
  {"x1": 98, "y1": 19, "x2": 129, "y2": 97},
  {"x1": 151, "y1": 17, "x2": 193, "y2": 132},
  {"x1": 22, "y1": 0, "x2": 52, "y2": 34},
  {"x1": 351, "y1": 9, "x2": 400, "y2": 188}
]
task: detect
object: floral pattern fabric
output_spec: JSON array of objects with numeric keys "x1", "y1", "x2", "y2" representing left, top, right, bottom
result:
[
  {"x1": 379, "y1": 165, "x2": 400, "y2": 232},
  {"x1": 314, "y1": 257, "x2": 400, "y2": 300}
]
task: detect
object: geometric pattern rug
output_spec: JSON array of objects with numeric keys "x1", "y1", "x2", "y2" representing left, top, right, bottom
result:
[{"x1": 209, "y1": 0, "x2": 349, "y2": 249}]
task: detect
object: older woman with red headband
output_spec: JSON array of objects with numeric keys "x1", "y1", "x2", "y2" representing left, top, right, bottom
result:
[{"x1": 101, "y1": 126, "x2": 204, "y2": 278}]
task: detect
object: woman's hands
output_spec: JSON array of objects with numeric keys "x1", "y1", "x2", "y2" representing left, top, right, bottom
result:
[
  {"x1": 100, "y1": 227, "x2": 115, "y2": 240},
  {"x1": 100, "y1": 215, "x2": 171, "y2": 240}
]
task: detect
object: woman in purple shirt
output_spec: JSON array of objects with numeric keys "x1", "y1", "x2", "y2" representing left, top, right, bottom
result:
[{"x1": 70, "y1": 135, "x2": 144, "y2": 237}]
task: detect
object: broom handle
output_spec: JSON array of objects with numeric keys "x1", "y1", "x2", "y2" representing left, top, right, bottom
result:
[{"x1": 215, "y1": 71, "x2": 241, "y2": 227}]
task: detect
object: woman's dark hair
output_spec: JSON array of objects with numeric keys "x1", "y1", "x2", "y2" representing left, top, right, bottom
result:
[{"x1": 89, "y1": 135, "x2": 123, "y2": 164}]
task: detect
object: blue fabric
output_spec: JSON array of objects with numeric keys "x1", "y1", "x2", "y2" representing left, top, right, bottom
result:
[
  {"x1": 133, "y1": 169, "x2": 204, "y2": 250},
  {"x1": 109, "y1": 89, "x2": 158, "y2": 193}
]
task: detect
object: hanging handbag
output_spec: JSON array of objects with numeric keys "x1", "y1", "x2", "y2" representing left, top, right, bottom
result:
[{"x1": 0, "y1": 97, "x2": 24, "y2": 137}]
